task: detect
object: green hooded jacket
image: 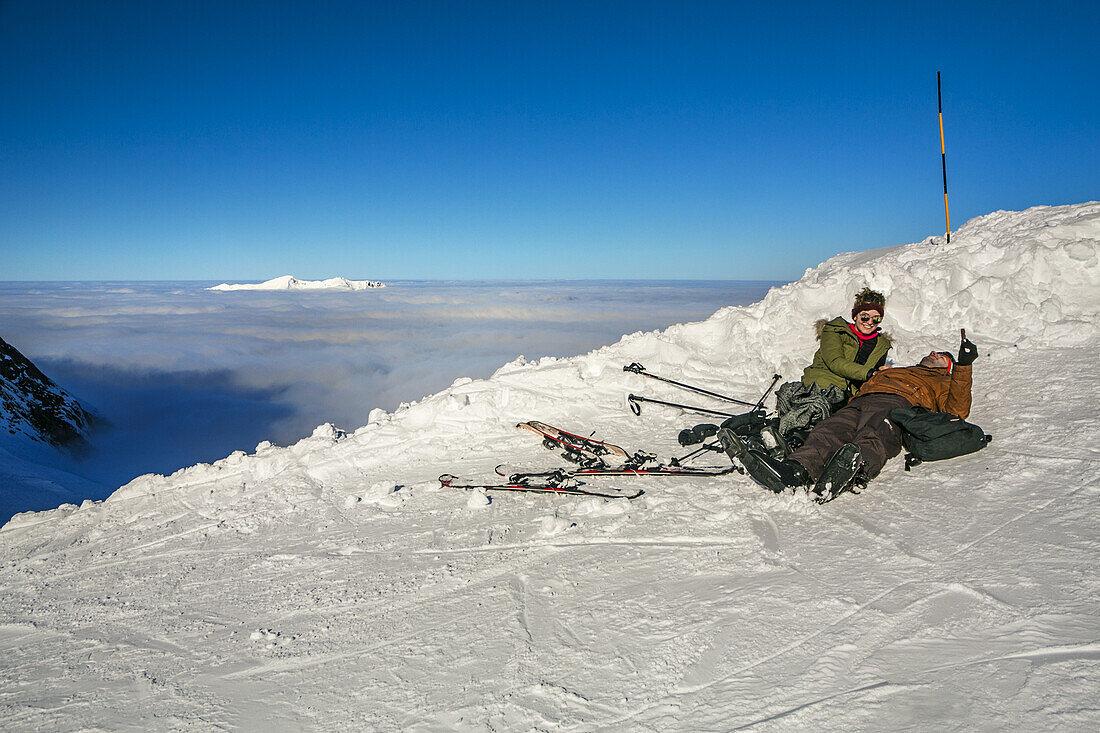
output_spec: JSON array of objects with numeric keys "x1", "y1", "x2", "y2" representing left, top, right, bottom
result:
[{"x1": 801, "y1": 317, "x2": 893, "y2": 395}]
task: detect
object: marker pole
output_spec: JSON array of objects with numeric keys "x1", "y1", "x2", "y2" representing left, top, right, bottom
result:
[{"x1": 938, "y1": 72, "x2": 951, "y2": 243}]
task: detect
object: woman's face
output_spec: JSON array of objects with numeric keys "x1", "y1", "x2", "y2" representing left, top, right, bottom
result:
[{"x1": 854, "y1": 309, "x2": 881, "y2": 335}]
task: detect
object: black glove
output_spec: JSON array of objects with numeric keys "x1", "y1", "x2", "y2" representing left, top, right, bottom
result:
[
  {"x1": 678, "y1": 424, "x2": 719, "y2": 446},
  {"x1": 720, "y1": 410, "x2": 768, "y2": 434},
  {"x1": 957, "y1": 338, "x2": 978, "y2": 366}
]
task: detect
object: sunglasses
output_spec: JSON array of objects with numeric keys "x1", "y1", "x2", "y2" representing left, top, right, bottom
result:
[{"x1": 857, "y1": 313, "x2": 882, "y2": 324}]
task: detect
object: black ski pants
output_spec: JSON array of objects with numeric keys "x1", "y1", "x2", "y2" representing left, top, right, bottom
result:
[{"x1": 788, "y1": 393, "x2": 910, "y2": 480}]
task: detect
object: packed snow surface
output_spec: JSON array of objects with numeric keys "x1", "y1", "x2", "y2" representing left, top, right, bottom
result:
[
  {"x1": 2, "y1": 203, "x2": 1099, "y2": 729},
  {"x1": 208, "y1": 275, "x2": 385, "y2": 291}
]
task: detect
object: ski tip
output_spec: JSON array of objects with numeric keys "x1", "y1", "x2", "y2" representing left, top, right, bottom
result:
[{"x1": 438, "y1": 473, "x2": 456, "y2": 486}]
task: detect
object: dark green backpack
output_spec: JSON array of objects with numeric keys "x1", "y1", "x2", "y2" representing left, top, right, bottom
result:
[{"x1": 888, "y1": 406, "x2": 992, "y2": 471}]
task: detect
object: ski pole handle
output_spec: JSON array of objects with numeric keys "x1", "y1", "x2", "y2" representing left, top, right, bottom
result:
[
  {"x1": 752, "y1": 373, "x2": 782, "y2": 413},
  {"x1": 627, "y1": 393, "x2": 744, "y2": 418}
]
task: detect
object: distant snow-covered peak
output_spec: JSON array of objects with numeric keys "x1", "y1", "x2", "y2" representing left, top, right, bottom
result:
[{"x1": 207, "y1": 275, "x2": 385, "y2": 291}]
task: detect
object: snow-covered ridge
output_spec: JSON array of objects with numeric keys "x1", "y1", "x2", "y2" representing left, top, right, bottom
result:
[
  {"x1": 207, "y1": 275, "x2": 385, "y2": 291},
  {"x1": 665, "y1": 201, "x2": 1100, "y2": 386}
]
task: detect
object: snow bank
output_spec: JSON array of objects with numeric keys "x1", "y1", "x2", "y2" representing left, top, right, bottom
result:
[
  {"x1": 207, "y1": 275, "x2": 385, "y2": 291},
  {"x1": 655, "y1": 201, "x2": 1100, "y2": 385}
]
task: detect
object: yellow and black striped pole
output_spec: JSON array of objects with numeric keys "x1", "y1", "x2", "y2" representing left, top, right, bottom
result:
[{"x1": 938, "y1": 71, "x2": 951, "y2": 243}]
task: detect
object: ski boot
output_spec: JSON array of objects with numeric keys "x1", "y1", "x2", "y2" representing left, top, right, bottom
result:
[
  {"x1": 719, "y1": 428, "x2": 810, "y2": 493},
  {"x1": 811, "y1": 443, "x2": 867, "y2": 503}
]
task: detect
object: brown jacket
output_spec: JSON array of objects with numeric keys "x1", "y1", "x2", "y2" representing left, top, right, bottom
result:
[{"x1": 855, "y1": 363, "x2": 972, "y2": 418}]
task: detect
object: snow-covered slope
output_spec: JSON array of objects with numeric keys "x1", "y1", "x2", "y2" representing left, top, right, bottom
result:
[
  {"x1": 2, "y1": 203, "x2": 1098, "y2": 730},
  {"x1": 207, "y1": 275, "x2": 385, "y2": 291}
]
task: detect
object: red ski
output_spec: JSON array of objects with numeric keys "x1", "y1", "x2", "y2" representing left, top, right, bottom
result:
[
  {"x1": 516, "y1": 420, "x2": 630, "y2": 460},
  {"x1": 438, "y1": 473, "x2": 642, "y2": 499}
]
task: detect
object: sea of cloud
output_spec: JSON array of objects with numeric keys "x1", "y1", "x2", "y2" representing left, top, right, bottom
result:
[{"x1": 0, "y1": 279, "x2": 776, "y2": 501}]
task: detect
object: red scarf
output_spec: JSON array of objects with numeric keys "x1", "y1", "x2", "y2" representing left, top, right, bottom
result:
[{"x1": 848, "y1": 322, "x2": 879, "y2": 342}]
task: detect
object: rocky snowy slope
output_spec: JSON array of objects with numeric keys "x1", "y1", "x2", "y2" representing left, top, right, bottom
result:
[
  {"x1": 1, "y1": 203, "x2": 1098, "y2": 730},
  {"x1": 0, "y1": 336, "x2": 96, "y2": 448},
  {"x1": 207, "y1": 275, "x2": 385, "y2": 291},
  {"x1": 0, "y1": 337, "x2": 103, "y2": 520}
]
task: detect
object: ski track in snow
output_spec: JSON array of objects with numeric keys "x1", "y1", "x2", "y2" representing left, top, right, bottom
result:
[{"x1": 2, "y1": 203, "x2": 1100, "y2": 730}]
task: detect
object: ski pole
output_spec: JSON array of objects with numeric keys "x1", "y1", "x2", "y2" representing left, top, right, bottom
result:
[
  {"x1": 752, "y1": 374, "x2": 782, "y2": 413},
  {"x1": 623, "y1": 363, "x2": 757, "y2": 407},
  {"x1": 627, "y1": 393, "x2": 744, "y2": 418},
  {"x1": 668, "y1": 441, "x2": 725, "y2": 467}
]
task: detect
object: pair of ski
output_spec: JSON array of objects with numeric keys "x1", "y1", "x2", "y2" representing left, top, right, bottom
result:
[
  {"x1": 439, "y1": 421, "x2": 737, "y2": 499},
  {"x1": 439, "y1": 472, "x2": 643, "y2": 499}
]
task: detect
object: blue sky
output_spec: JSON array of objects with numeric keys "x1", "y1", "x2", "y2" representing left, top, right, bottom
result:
[{"x1": 1, "y1": 1, "x2": 1097, "y2": 281}]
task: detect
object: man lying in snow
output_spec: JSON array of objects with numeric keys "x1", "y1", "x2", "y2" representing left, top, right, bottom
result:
[{"x1": 721, "y1": 333, "x2": 978, "y2": 502}]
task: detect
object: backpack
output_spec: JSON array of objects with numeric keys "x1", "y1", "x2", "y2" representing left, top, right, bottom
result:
[{"x1": 888, "y1": 406, "x2": 992, "y2": 471}]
